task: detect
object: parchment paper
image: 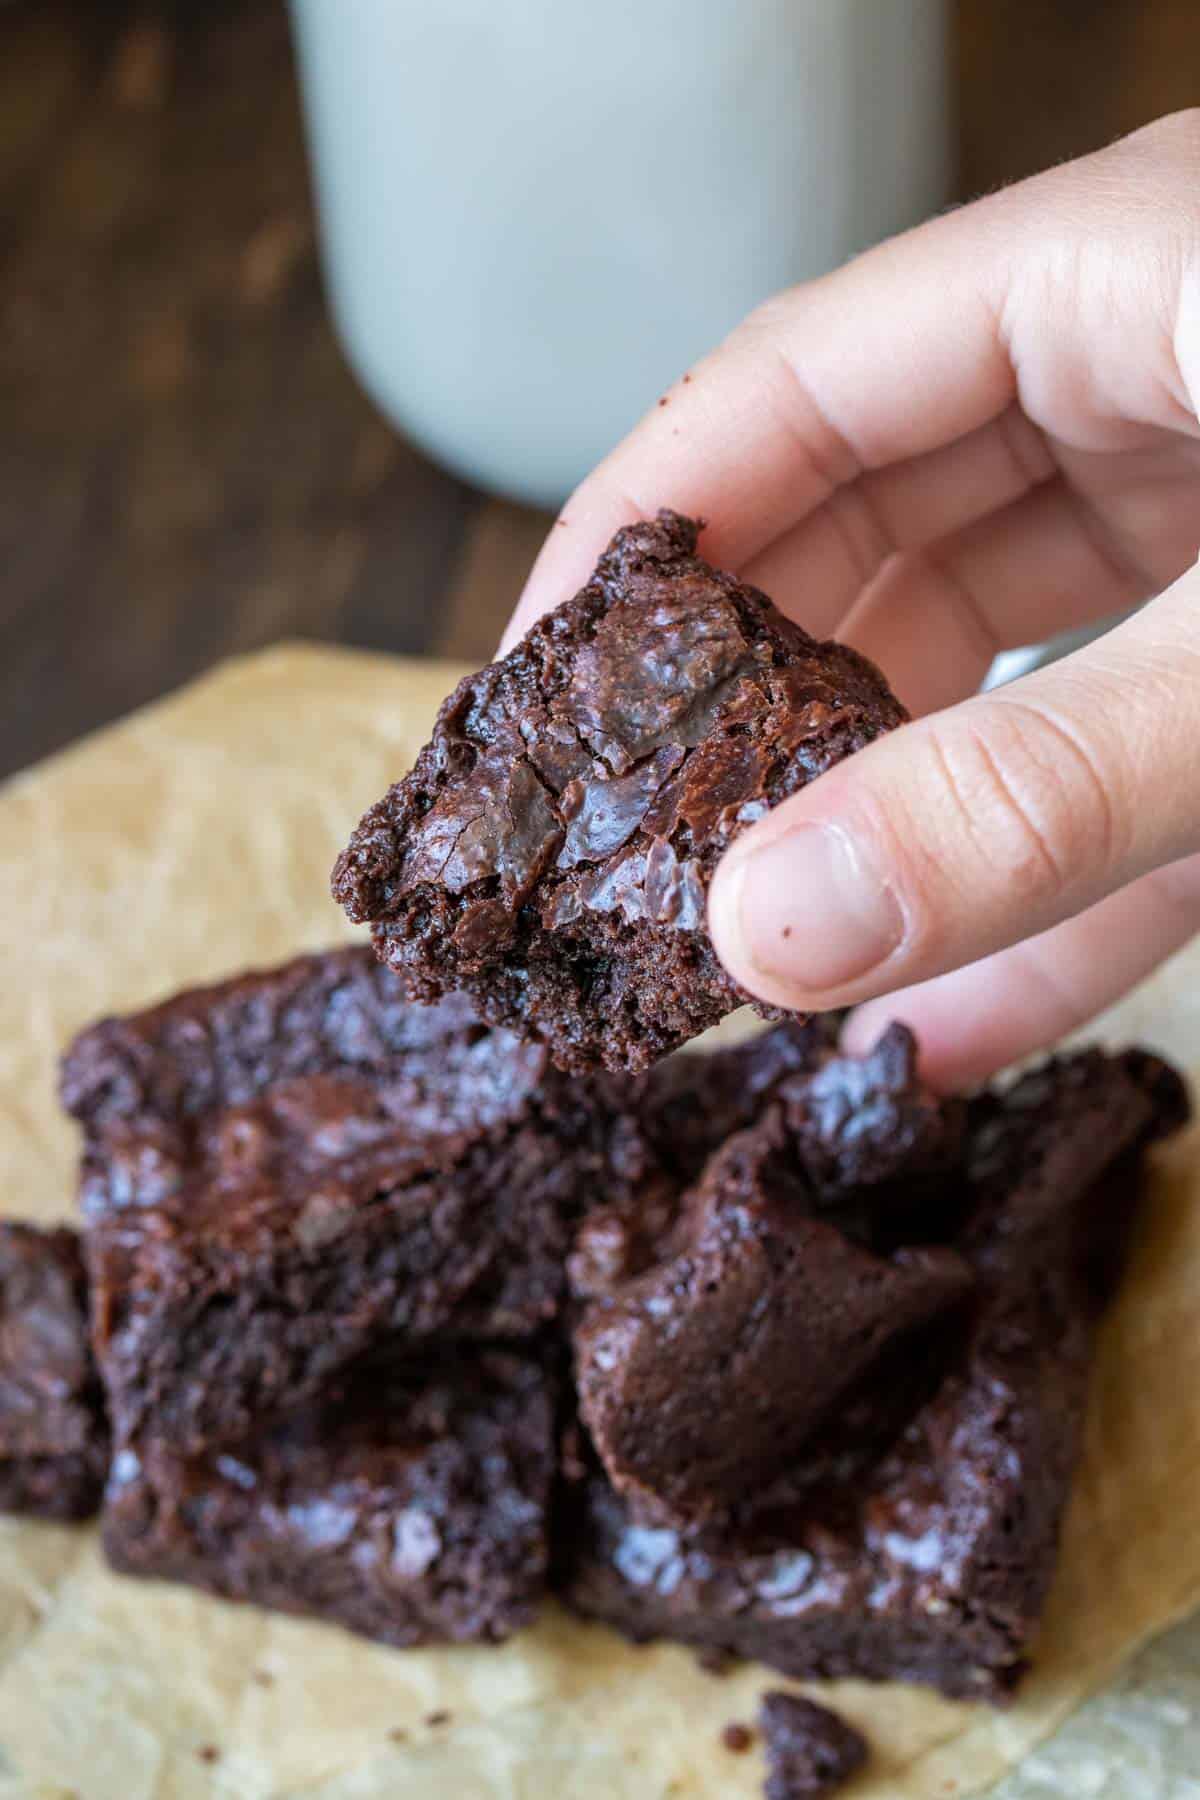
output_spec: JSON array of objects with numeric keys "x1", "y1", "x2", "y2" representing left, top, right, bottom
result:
[{"x1": 2, "y1": 642, "x2": 1199, "y2": 1800}]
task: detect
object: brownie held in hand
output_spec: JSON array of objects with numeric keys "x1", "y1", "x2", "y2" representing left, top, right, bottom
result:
[
  {"x1": 103, "y1": 1350, "x2": 555, "y2": 1648},
  {"x1": 0, "y1": 1223, "x2": 108, "y2": 1520},
  {"x1": 573, "y1": 1027, "x2": 973, "y2": 1526},
  {"x1": 64, "y1": 949, "x2": 652, "y2": 1454},
  {"x1": 332, "y1": 511, "x2": 906, "y2": 1072}
]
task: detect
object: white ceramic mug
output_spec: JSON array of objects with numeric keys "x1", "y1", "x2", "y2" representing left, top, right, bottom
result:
[{"x1": 290, "y1": 0, "x2": 951, "y2": 508}]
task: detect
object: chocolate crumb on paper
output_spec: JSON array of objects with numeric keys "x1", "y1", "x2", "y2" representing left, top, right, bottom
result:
[{"x1": 760, "y1": 1691, "x2": 867, "y2": 1798}]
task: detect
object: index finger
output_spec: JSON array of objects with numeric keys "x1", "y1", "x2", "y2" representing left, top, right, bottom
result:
[
  {"x1": 502, "y1": 114, "x2": 1200, "y2": 653},
  {"x1": 500, "y1": 184, "x2": 1019, "y2": 653}
]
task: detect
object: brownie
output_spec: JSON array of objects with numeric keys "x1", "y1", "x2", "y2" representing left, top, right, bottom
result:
[
  {"x1": 636, "y1": 1017, "x2": 839, "y2": 1186},
  {"x1": 103, "y1": 1350, "x2": 555, "y2": 1648},
  {"x1": 573, "y1": 1027, "x2": 973, "y2": 1525},
  {"x1": 63, "y1": 950, "x2": 655, "y2": 1453},
  {"x1": 559, "y1": 1046, "x2": 1187, "y2": 1700},
  {"x1": 759, "y1": 1692, "x2": 867, "y2": 1799},
  {"x1": 61, "y1": 942, "x2": 525, "y2": 1126},
  {"x1": 0, "y1": 1223, "x2": 108, "y2": 1520},
  {"x1": 332, "y1": 511, "x2": 907, "y2": 1072}
]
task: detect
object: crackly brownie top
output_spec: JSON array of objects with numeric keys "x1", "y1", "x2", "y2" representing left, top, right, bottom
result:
[
  {"x1": 79, "y1": 1063, "x2": 560, "y2": 1258},
  {"x1": 60, "y1": 948, "x2": 498, "y2": 1132},
  {"x1": 110, "y1": 1349, "x2": 555, "y2": 1562},
  {"x1": 331, "y1": 512, "x2": 906, "y2": 1070},
  {"x1": 759, "y1": 1691, "x2": 868, "y2": 1799},
  {"x1": 0, "y1": 1223, "x2": 99, "y2": 1459},
  {"x1": 65, "y1": 951, "x2": 581, "y2": 1242}
]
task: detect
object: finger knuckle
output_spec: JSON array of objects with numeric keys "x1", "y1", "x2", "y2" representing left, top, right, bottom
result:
[
  {"x1": 921, "y1": 701, "x2": 1121, "y2": 910},
  {"x1": 739, "y1": 290, "x2": 798, "y2": 340},
  {"x1": 1128, "y1": 107, "x2": 1200, "y2": 168}
]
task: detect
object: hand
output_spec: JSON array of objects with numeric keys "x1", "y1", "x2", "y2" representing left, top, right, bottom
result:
[{"x1": 502, "y1": 111, "x2": 1200, "y2": 1087}]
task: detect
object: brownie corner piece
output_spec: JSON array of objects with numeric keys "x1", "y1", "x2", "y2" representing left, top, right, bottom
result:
[
  {"x1": 759, "y1": 1691, "x2": 868, "y2": 1800},
  {"x1": 332, "y1": 509, "x2": 906, "y2": 1072},
  {"x1": 102, "y1": 1349, "x2": 556, "y2": 1649},
  {"x1": 0, "y1": 1222, "x2": 107, "y2": 1521}
]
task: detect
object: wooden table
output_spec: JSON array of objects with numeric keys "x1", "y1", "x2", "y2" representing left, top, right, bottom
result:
[{"x1": 2, "y1": 0, "x2": 1197, "y2": 779}]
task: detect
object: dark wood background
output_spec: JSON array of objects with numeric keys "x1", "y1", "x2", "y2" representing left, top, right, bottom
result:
[{"x1": 2, "y1": 0, "x2": 1197, "y2": 779}]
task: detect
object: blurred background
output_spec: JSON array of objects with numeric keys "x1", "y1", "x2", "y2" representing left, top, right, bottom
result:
[{"x1": 1, "y1": 0, "x2": 1196, "y2": 782}]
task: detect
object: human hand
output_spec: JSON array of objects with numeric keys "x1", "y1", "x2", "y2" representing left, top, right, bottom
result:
[{"x1": 502, "y1": 112, "x2": 1200, "y2": 1087}]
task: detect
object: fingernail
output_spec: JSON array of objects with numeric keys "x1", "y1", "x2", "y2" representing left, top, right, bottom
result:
[{"x1": 714, "y1": 823, "x2": 904, "y2": 1000}]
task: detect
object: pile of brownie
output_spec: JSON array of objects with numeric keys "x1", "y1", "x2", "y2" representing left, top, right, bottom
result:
[{"x1": 0, "y1": 514, "x2": 1190, "y2": 1793}]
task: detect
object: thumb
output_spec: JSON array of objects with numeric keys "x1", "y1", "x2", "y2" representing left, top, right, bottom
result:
[{"x1": 708, "y1": 560, "x2": 1200, "y2": 1014}]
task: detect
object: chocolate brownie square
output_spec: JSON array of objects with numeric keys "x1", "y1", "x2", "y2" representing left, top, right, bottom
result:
[
  {"x1": 63, "y1": 950, "x2": 653, "y2": 1453},
  {"x1": 0, "y1": 1223, "x2": 107, "y2": 1520},
  {"x1": 332, "y1": 511, "x2": 907, "y2": 1072},
  {"x1": 573, "y1": 1027, "x2": 972, "y2": 1525},
  {"x1": 103, "y1": 1350, "x2": 555, "y2": 1647},
  {"x1": 759, "y1": 1691, "x2": 868, "y2": 1799},
  {"x1": 559, "y1": 1046, "x2": 1187, "y2": 1700}
]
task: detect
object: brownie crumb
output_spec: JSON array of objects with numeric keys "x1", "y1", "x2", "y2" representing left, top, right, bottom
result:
[
  {"x1": 196, "y1": 1744, "x2": 220, "y2": 1765},
  {"x1": 424, "y1": 1710, "x2": 451, "y2": 1728},
  {"x1": 721, "y1": 1722, "x2": 754, "y2": 1753},
  {"x1": 388, "y1": 1726, "x2": 409, "y2": 1744},
  {"x1": 251, "y1": 1669, "x2": 274, "y2": 1687},
  {"x1": 760, "y1": 1692, "x2": 866, "y2": 1798},
  {"x1": 697, "y1": 1646, "x2": 734, "y2": 1677}
]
